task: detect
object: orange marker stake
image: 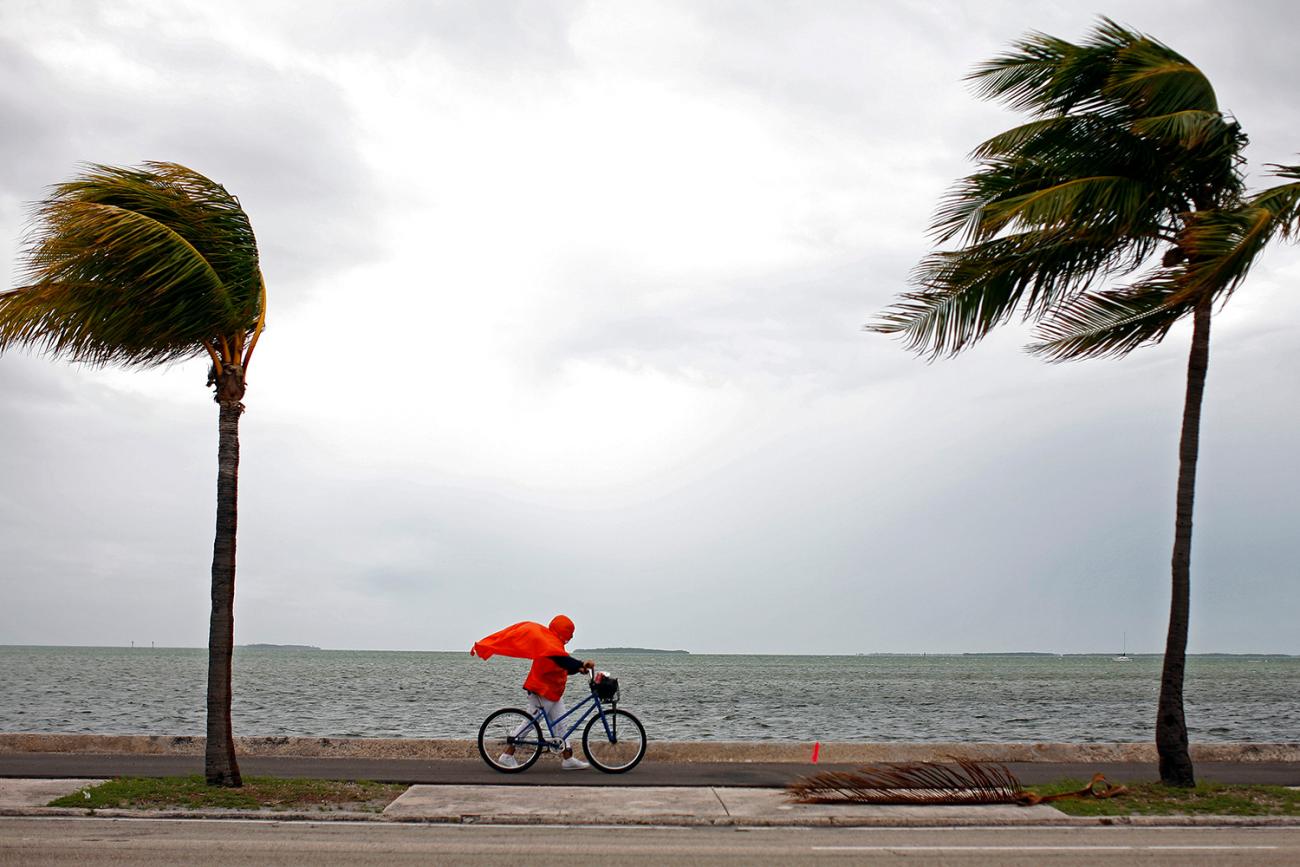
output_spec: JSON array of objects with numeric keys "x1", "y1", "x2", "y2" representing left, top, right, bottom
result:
[{"x1": 811, "y1": 741, "x2": 821, "y2": 763}]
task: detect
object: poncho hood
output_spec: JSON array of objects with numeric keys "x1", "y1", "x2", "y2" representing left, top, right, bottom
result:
[{"x1": 548, "y1": 614, "x2": 574, "y2": 643}]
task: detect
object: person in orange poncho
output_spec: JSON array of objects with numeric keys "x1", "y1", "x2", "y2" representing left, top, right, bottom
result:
[{"x1": 471, "y1": 614, "x2": 595, "y2": 770}]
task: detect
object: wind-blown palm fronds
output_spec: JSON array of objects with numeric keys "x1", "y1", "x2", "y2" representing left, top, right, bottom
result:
[
  {"x1": 1, "y1": 163, "x2": 266, "y2": 787},
  {"x1": 1, "y1": 162, "x2": 264, "y2": 373},
  {"x1": 1032, "y1": 163, "x2": 1300, "y2": 360},
  {"x1": 871, "y1": 18, "x2": 1245, "y2": 360}
]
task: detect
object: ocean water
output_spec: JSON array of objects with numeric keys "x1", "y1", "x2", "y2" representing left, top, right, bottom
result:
[{"x1": 1, "y1": 646, "x2": 1297, "y2": 743}]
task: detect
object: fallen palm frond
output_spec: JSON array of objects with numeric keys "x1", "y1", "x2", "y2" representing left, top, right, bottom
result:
[
  {"x1": 1019, "y1": 772, "x2": 1129, "y2": 806},
  {"x1": 787, "y1": 758, "x2": 1024, "y2": 805},
  {"x1": 787, "y1": 759, "x2": 1127, "y2": 806}
]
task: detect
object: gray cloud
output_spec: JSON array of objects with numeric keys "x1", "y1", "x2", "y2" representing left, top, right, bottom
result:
[
  {"x1": 238, "y1": 0, "x2": 584, "y2": 71},
  {"x1": 0, "y1": 11, "x2": 377, "y2": 299},
  {"x1": 539, "y1": 251, "x2": 923, "y2": 392}
]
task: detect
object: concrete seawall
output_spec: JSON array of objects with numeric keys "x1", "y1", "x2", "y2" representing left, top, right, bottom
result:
[{"x1": 3, "y1": 734, "x2": 1297, "y2": 763}]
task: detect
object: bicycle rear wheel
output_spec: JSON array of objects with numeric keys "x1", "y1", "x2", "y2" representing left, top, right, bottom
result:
[
  {"x1": 478, "y1": 708, "x2": 543, "y2": 773},
  {"x1": 582, "y1": 708, "x2": 646, "y2": 773}
]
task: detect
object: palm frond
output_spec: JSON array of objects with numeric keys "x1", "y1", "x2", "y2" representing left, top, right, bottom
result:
[
  {"x1": 788, "y1": 761, "x2": 1128, "y2": 806},
  {"x1": 971, "y1": 16, "x2": 1219, "y2": 124},
  {"x1": 0, "y1": 162, "x2": 264, "y2": 368},
  {"x1": 871, "y1": 226, "x2": 1157, "y2": 358},
  {"x1": 968, "y1": 30, "x2": 1085, "y2": 116},
  {"x1": 1105, "y1": 48, "x2": 1217, "y2": 115},
  {"x1": 1029, "y1": 279, "x2": 1194, "y2": 360},
  {"x1": 970, "y1": 117, "x2": 1076, "y2": 162},
  {"x1": 1132, "y1": 112, "x2": 1246, "y2": 208},
  {"x1": 787, "y1": 759, "x2": 1026, "y2": 805},
  {"x1": 1031, "y1": 182, "x2": 1300, "y2": 362},
  {"x1": 932, "y1": 161, "x2": 1161, "y2": 248},
  {"x1": 976, "y1": 176, "x2": 1150, "y2": 239},
  {"x1": 934, "y1": 110, "x2": 1194, "y2": 247},
  {"x1": 1131, "y1": 110, "x2": 1228, "y2": 148},
  {"x1": 1177, "y1": 207, "x2": 1279, "y2": 300},
  {"x1": 969, "y1": 24, "x2": 1130, "y2": 117},
  {"x1": 1254, "y1": 165, "x2": 1300, "y2": 238}
]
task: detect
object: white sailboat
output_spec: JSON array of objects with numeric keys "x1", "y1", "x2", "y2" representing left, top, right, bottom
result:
[{"x1": 1114, "y1": 632, "x2": 1132, "y2": 662}]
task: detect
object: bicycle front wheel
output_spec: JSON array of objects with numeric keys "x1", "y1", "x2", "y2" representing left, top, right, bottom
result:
[
  {"x1": 582, "y1": 708, "x2": 646, "y2": 773},
  {"x1": 478, "y1": 708, "x2": 543, "y2": 773}
]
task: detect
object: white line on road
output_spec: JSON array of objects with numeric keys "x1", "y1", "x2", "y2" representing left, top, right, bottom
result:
[
  {"x1": 812, "y1": 845, "x2": 1282, "y2": 852},
  {"x1": 1146, "y1": 845, "x2": 1284, "y2": 850}
]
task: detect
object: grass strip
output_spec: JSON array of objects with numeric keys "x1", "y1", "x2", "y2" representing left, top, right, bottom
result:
[
  {"x1": 49, "y1": 776, "x2": 407, "y2": 812},
  {"x1": 1029, "y1": 779, "x2": 1300, "y2": 816}
]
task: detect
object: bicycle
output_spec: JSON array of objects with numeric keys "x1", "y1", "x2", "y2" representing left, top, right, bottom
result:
[{"x1": 477, "y1": 672, "x2": 646, "y2": 774}]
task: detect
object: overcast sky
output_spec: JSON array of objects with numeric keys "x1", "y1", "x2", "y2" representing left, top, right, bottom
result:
[{"x1": 2, "y1": 1, "x2": 1297, "y2": 655}]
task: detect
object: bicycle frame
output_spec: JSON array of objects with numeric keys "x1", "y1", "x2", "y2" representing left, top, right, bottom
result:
[{"x1": 529, "y1": 692, "x2": 616, "y2": 747}]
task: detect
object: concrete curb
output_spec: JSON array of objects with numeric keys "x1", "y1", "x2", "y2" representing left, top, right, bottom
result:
[
  {"x1": 2, "y1": 804, "x2": 1299, "y2": 828},
  {"x1": 3, "y1": 733, "x2": 1298, "y2": 763},
  {"x1": 0, "y1": 806, "x2": 387, "y2": 822},
  {"x1": 388, "y1": 814, "x2": 1300, "y2": 829}
]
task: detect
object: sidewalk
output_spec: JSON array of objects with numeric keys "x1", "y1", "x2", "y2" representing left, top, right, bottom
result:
[
  {"x1": 382, "y1": 783, "x2": 1068, "y2": 826},
  {"x1": 4, "y1": 778, "x2": 1299, "y2": 829}
]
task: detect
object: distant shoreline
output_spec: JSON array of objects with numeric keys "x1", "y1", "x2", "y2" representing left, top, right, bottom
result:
[{"x1": 573, "y1": 647, "x2": 690, "y2": 655}]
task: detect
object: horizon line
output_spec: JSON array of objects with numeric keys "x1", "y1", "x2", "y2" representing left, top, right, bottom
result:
[{"x1": 2, "y1": 643, "x2": 1298, "y2": 658}]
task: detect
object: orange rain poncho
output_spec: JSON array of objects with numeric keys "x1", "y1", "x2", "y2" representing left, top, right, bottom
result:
[{"x1": 471, "y1": 615, "x2": 577, "y2": 702}]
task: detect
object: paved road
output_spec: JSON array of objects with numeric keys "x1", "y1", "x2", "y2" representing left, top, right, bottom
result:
[
  {"x1": 2, "y1": 817, "x2": 1298, "y2": 865},
  {"x1": 2, "y1": 753, "x2": 1298, "y2": 786}
]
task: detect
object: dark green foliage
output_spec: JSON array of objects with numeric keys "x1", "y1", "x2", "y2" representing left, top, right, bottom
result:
[{"x1": 1, "y1": 162, "x2": 263, "y2": 367}]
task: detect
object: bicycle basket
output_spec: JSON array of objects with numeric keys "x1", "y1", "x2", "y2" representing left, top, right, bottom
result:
[{"x1": 591, "y1": 673, "x2": 619, "y2": 702}]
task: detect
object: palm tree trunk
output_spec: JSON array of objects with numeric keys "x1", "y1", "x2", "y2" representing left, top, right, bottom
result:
[
  {"x1": 205, "y1": 371, "x2": 245, "y2": 787},
  {"x1": 1156, "y1": 297, "x2": 1211, "y2": 788}
]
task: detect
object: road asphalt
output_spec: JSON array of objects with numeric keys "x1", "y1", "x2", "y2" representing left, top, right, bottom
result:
[{"x1": 6, "y1": 818, "x2": 1300, "y2": 866}]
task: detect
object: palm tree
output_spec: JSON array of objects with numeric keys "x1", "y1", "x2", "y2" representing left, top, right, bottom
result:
[
  {"x1": 870, "y1": 20, "x2": 1300, "y2": 786},
  {"x1": 0, "y1": 162, "x2": 267, "y2": 786}
]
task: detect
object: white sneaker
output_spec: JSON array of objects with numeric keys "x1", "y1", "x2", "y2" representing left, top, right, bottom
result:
[
  {"x1": 560, "y1": 756, "x2": 590, "y2": 770},
  {"x1": 497, "y1": 753, "x2": 519, "y2": 768}
]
